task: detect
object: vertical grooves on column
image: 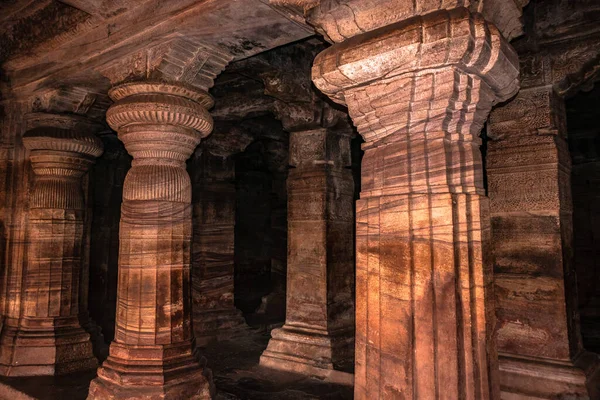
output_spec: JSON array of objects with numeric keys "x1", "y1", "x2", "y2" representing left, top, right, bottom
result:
[
  {"x1": 90, "y1": 81, "x2": 213, "y2": 399},
  {"x1": 409, "y1": 194, "x2": 416, "y2": 400},
  {"x1": 406, "y1": 71, "x2": 417, "y2": 400},
  {"x1": 355, "y1": 197, "x2": 367, "y2": 398},
  {"x1": 424, "y1": 70, "x2": 441, "y2": 400}
]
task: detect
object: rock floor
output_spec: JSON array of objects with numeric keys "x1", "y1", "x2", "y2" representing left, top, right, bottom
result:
[{"x1": 0, "y1": 331, "x2": 353, "y2": 400}]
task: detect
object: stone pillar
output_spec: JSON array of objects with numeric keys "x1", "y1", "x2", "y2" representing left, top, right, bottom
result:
[
  {"x1": 302, "y1": 3, "x2": 520, "y2": 398},
  {"x1": 488, "y1": 86, "x2": 598, "y2": 398},
  {"x1": 0, "y1": 99, "x2": 32, "y2": 375},
  {"x1": 189, "y1": 128, "x2": 253, "y2": 346},
  {"x1": 0, "y1": 114, "x2": 103, "y2": 376},
  {"x1": 87, "y1": 82, "x2": 214, "y2": 399},
  {"x1": 260, "y1": 126, "x2": 355, "y2": 382}
]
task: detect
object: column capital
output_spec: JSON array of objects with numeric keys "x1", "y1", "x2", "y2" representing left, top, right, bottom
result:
[
  {"x1": 289, "y1": 127, "x2": 352, "y2": 169},
  {"x1": 273, "y1": 0, "x2": 528, "y2": 42},
  {"x1": 23, "y1": 120, "x2": 104, "y2": 160},
  {"x1": 22, "y1": 116, "x2": 104, "y2": 210},
  {"x1": 106, "y1": 81, "x2": 213, "y2": 162},
  {"x1": 311, "y1": 8, "x2": 519, "y2": 149},
  {"x1": 312, "y1": 8, "x2": 519, "y2": 106},
  {"x1": 24, "y1": 86, "x2": 112, "y2": 123},
  {"x1": 488, "y1": 86, "x2": 566, "y2": 140}
]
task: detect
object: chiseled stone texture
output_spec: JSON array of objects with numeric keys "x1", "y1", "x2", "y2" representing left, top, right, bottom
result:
[
  {"x1": 0, "y1": 99, "x2": 33, "y2": 376},
  {"x1": 260, "y1": 127, "x2": 355, "y2": 381},
  {"x1": 310, "y1": 6, "x2": 519, "y2": 399},
  {"x1": 87, "y1": 82, "x2": 214, "y2": 400},
  {"x1": 301, "y1": 0, "x2": 528, "y2": 42},
  {"x1": 488, "y1": 85, "x2": 599, "y2": 398},
  {"x1": 0, "y1": 114, "x2": 103, "y2": 376},
  {"x1": 189, "y1": 128, "x2": 253, "y2": 346}
]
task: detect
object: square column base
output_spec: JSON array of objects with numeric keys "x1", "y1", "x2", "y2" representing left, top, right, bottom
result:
[
  {"x1": 88, "y1": 341, "x2": 212, "y2": 400},
  {"x1": 0, "y1": 324, "x2": 98, "y2": 376},
  {"x1": 499, "y1": 352, "x2": 600, "y2": 399},
  {"x1": 259, "y1": 326, "x2": 354, "y2": 386},
  {"x1": 88, "y1": 367, "x2": 211, "y2": 400}
]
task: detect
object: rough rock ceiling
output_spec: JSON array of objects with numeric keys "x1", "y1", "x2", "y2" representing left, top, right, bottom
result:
[{"x1": 0, "y1": 0, "x2": 314, "y2": 97}]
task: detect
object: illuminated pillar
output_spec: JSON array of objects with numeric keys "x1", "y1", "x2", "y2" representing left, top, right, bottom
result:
[
  {"x1": 88, "y1": 82, "x2": 214, "y2": 399},
  {"x1": 307, "y1": 4, "x2": 520, "y2": 398}
]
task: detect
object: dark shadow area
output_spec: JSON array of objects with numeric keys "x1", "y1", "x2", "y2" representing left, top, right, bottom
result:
[
  {"x1": 87, "y1": 133, "x2": 130, "y2": 345},
  {"x1": 566, "y1": 82, "x2": 600, "y2": 353},
  {"x1": 233, "y1": 116, "x2": 289, "y2": 328}
]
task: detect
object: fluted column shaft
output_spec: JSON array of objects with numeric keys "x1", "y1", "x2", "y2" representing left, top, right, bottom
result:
[
  {"x1": 88, "y1": 82, "x2": 213, "y2": 400},
  {"x1": 310, "y1": 7, "x2": 520, "y2": 399},
  {"x1": 0, "y1": 123, "x2": 103, "y2": 376}
]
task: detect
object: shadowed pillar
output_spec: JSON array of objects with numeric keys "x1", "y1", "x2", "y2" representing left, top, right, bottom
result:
[
  {"x1": 488, "y1": 85, "x2": 600, "y2": 398},
  {"x1": 0, "y1": 115, "x2": 103, "y2": 376},
  {"x1": 260, "y1": 126, "x2": 355, "y2": 382},
  {"x1": 189, "y1": 127, "x2": 253, "y2": 346},
  {"x1": 87, "y1": 82, "x2": 215, "y2": 399},
  {"x1": 295, "y1": 2, "x2": 522, "y2": 397}
]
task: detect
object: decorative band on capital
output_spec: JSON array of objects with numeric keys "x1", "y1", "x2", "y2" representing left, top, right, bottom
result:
[
  {"x1": 118, "y1": 125, "x2": 202, "y2": 162},
  {"x1": 23, "y1": 127, "x2": 104, "y2": 159},
  {"x1": 311, "y1": 7, "x2": 519, "y2": 105},
  {"x1": 106, "y1": 82, "x2": 214, "y2": 138}
]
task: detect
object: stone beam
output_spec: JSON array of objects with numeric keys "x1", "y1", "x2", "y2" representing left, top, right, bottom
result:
[
  {"x1": 283, "y1": 0, "x2": 528, "y2": 42},
  {"x1": 3, "y1": 0, "x2": 312, "y2": 95}
]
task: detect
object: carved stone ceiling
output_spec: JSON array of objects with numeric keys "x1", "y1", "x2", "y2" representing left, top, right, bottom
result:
[{"x1": 0, "y1": 0, "x2": 313, "y2": 97}]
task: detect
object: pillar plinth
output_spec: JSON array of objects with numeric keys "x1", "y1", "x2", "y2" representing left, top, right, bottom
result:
[
  {"x1": 0, "y1": 119, "x2": 103, "y2": 376},
  {"x1": 260, "y1": 127, "x2": 355, "y2": 383},
  {"x1": 309, "y1": 7, "x2": 519, "y2": 399},
  {"x1": 87, "y1": 82, "x2": 214, "y2": 400}
]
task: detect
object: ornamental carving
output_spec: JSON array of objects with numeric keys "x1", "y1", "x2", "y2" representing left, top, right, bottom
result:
[{"x1": 98, "y1": 37, "x2": 232, "y2": 91}]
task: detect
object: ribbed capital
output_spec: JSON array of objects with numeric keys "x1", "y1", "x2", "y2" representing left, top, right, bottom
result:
[
  {"x1": 106, "y1": 82, "x2": 213, "y2": 164},
  {"x1": 107, "y1": 82, "x2": 214, "y2": 203},
  {"x1": 23, "y1": 126, "x2": 104, "y2": 160},
  {"x1": 23, "y1": 125, "x2": 103, "y2": 209},
  {"x1": 312, "y1": 8, "x2": 519, "y2": 106}
]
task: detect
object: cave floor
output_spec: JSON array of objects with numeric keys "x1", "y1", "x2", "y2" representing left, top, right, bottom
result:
[{"x1": 0, "y1": 331, "x2": 353, "y2": 400}]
